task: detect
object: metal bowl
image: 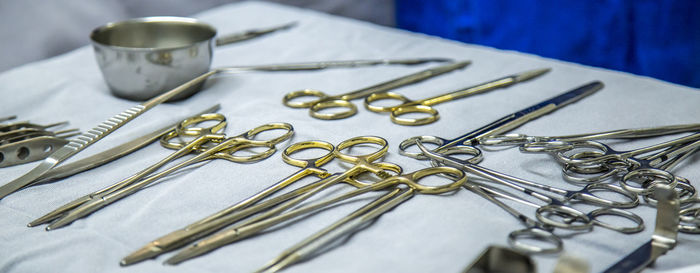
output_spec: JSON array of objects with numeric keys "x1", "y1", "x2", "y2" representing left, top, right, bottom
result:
[{"x1": 90, "y1": 17, "x2": 216, "y2": 101}]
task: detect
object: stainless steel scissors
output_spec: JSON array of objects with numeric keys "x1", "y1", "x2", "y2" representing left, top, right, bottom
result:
[
  {"x1": 29, "y1": 115, "x2": 293, "y2": 230},
  {"x1": 254, "y1": 166, "x2": 466, "y2": 273},
  {"x1": 399, "y1": 81, "x2": 603, "y2": 160},
  {"x1": 415, "y1": 141, "x2": 645, "y2": 250},
  {"x1": 465, "y1": 182, "x2": 563, "y2": 253},
  {"x1": 121, "y1": 139, "x2": 340, "y2": 265},
  {"x1": 480, "y1": 123, "x2": 700, "y2": 149},
  {"x1": 282, "y1": 61, "x2": 470, "y2": 120},
  {"x1": 417, "y1": 141, "x2": 640, "y2": 208},
  {"x1": 364, "y1": 68, "x2": 550, "y2": 125},
  {"x1": 164, "y1": 136, "x2": 403, "y2": 265},
  {"x1": 0, "y1": 57, "x2": 449, "y2": 200},
  {"x1": 552, "y1": 134, "x2": 700, "y2": 187}
]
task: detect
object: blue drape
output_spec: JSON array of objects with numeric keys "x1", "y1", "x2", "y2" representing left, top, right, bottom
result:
[{"x1": 396, "y1": 0, "x2": 700, "y2": 88}]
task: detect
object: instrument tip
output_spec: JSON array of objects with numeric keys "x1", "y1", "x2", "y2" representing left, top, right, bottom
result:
[
  {"x1": 514, "y1": 68, "x2": 551, "y2": 82},
  {"x1": 120, "y1": 246, "x2": 160, "y2": 266},
  {"x1": 163, "y1": 249, "x2": 198, "y2": 265}
]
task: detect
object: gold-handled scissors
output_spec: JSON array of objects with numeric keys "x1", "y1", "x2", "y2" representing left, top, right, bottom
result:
[
  {"x1": 121, "y1": 140, "x2": 339, "y2": 265},
  {"x1": 364, "y1": 68, "x2": 550, "y2": 125},
  {"x1": 282, "y1": 61, "x2": 471, "y2": 120},
  {"x1": 29, "y1": 114, "x2": 293, "y2": 230},
  {"x1": 164, "y1": 136, "x2": 399, "y2": 265},
  {"x1": 255, "y1": 166, "x2": 466, "y2": 273}
]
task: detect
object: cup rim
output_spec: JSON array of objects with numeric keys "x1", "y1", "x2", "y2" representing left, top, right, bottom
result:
[{"x1": 89, "y1": 16, "x2": 217, "y2": 51}]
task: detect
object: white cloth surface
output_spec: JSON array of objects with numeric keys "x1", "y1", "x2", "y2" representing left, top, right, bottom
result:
[{"x1": 1, "y1": 1, "x2": 699, "y2": 273}]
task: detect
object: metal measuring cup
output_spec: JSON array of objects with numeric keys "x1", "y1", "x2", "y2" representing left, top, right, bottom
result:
[{"x1": 90, "y1": 17, "x2": 293, "y2": 101}]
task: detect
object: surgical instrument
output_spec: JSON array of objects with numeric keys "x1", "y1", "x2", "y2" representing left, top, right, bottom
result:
[
  {"x1": 283, "y1": 61, "x2": 470, "y2": 120},
  {"x1": 602, "y1": 184, "x2": 679, "y2": 273},
  {"x1": 0, "y1": 57, "x2": 447, "y2": 200},
  {"x1": 164, "y1": 136, "x2": 402, "y2": 264},
  {"x1": 399, "y1": 81, "x2": 603, "y2": 159},
  {"x1": 30, "y1": 116, "x2": 293, "y2": 230},
  {"x1": 365, "y1": 68, "x2": 550, "y2": 125},
  {"x1": 214, "y1": 21, "x2": 297, "y2": 46},
  {"x1": 31, "y1": 104, "x2": 221, "y2": 186},
  {"x1": 417, "y1": 142, "x2": 643, "y2": 253},
  {"x1": 480, "y1": 123, "x2": 700, "y2": 148},
  {"x1": 552, "y1": 135, "x2": 700, "y2": 186},
  {"x1": 121, "y1": 140, "x2": 338, "y2": 265},
  {"x1": 254, "y1": 166, "x2": 466, "y2": 273}
]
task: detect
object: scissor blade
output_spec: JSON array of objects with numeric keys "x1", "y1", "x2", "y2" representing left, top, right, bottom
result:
[{"x1": 514, "y1": 68, "x2": 551, "y2": 82}]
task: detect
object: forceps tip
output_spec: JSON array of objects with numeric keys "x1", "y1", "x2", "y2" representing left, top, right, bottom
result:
[
  {"x1": 163, "y1": 248, "x2": 201, "y2": 265},
  {"x1": 514, "y1": 68, "x2": 551, "y2": 82},
  {"x1": 120, "y1": 246, "x2": 159, "y2": 266},
  {"x1": 44, "y1": 219, "x2": 72, "y2": 231}
]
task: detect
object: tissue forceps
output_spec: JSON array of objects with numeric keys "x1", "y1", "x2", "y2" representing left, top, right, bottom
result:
[
  {"x1": 364, "y1": 68, "x2": 550, "y2": 125},
  {"x1": 255, "y1": 166, "x2": 466, "y2": 273},
  {"x1": 399, "y1": 81, "x2": 603, "y2": 160},
  {"x1": 164, "y1": 136, "x2": 399, "y2": 264},
  {"x1": 282, "y1": 61, "x2": 470, "y2": 120},
  {"x1": 31, "y1": 116, "x2": 294, "y2": 230},
  {"x1": 0, "y1": 57, "x2": 448, "y2": 201},
  {"x1": 480, "y1": 123, "x2": 700, "y2": 149},
  {"x1": 120, "y1": 140, "x2": 339, "y2": 265},
  {"x1": 169, "y1": 165, "x2": 463, "y2": 265}
]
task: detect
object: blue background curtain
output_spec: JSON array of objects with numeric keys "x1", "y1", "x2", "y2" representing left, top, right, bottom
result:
[{"x1": 396, "y1": 0, "x2": 699, "y2": 88}]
